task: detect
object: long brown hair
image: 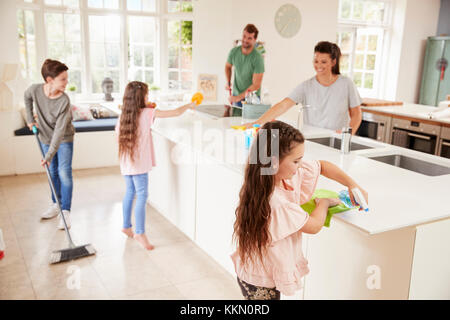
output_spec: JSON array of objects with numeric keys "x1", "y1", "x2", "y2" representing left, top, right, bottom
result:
[
  {"x1": 233, "y1": 121, "x2": 305, "y2": 267},
  {"x1": 118, "y1": 81, "x2": 148, "y2": 162}
]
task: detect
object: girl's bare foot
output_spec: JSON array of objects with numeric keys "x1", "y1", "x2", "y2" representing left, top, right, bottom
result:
[
  {"x1": 121, "y1": 228, "x2": 134, "y2": 238},
  {"x1": 134, "y1": 234, "x2": 155, "y2": 250}
]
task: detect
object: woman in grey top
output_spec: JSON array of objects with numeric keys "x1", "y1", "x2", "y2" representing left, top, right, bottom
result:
[
  {"x1": 25, "y1": 59, "x2": 75, "y2": 229},
  {"x1": 247, "y1": 41, "x2": 362, "y2": 133}
]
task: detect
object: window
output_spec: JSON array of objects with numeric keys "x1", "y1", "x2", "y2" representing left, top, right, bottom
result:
[
  {"x1": 16, "y1": 0, "x2": 194, "y2": 98},
  {"x1": 45, "y1": 0, "x2": 79, "y2": 7},
  {"x1": 128, "y1": 16, "x2": 157, "y2": 85},
  {"x1": 45, "y1": 13, "x2": 82, "y2": 92},
  {"x1": 337, "y1": 0, "x2": 391, "y2": 97},
  {"x1": 168, "y1": 0, "x2": 192, "y2": 13},
  {"x1": 168, "y1": 19, "x2": 193, "y2": 91},
  {"x1": 17, "y1": 9, "x2": 38, "y2": 82},
  {"x1": 88, "y1": 0, "x2": 119, "y2": 9},
  {"x1": 127, "y1": 0, "x2": 156, "y2": 12},
  {"x1": 89, "y1": 15, "x2": 121, "y2": 93}
]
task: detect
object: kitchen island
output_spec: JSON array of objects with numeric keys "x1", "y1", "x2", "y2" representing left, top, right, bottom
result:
[{"x1": 147, "y1": 107, "x2": 450, "y2": 299}]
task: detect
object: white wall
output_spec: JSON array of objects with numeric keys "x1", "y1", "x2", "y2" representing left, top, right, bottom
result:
[
  {"x1": 394, "y1": 0, "x2": 441, "y2": 104},
  {"x1": 192, "y1": 0, "x2": 233, "y2": 105},
  {"x1": 193, "y1": 0, "x2": 338, "y2": 114},
  {"x1": 0, "y1": 0, "x2": 20, "y2": 72}
]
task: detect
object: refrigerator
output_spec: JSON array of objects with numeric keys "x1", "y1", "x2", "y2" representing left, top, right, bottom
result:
[{"x1": 419, "y1": 36, "x2": 450, "y2": 106}]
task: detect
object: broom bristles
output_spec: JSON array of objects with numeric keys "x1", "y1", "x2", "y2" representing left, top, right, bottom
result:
[{"x1": 49, "y1": 244, "x2": 96, "y2": 264}]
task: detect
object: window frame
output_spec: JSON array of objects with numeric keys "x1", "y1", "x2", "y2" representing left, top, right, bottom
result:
[
  {"x1": 337, "y1": 0, "x2": 393, "y2": 98},
  {"x1": 15, "y1": 0, "x2": 193, "y2": 100}
]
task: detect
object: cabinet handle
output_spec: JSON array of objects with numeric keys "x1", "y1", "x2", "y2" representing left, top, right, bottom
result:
[
  {"x1": 407, "y1": 132, "x2": 431, "y2": 140},
  {"x1": 442, "y1": 141, "x2": 450, "y2": 147}
]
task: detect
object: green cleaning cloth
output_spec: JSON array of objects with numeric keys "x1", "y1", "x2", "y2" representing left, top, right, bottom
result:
[{"x1": 300, "y1": 189, "x2": 353, "y2": 227}]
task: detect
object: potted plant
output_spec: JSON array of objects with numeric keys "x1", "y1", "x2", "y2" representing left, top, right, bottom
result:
[
  {"x1": 67, "y1": 84, "x2": 77, "y2": 102},
  {"x1": 148, "y1": 84, "x2": 161, "y2": 102}
]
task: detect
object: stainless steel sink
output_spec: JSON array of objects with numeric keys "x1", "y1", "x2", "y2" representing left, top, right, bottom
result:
[
  {"x1": 308, "y1": 137, "x2": 373, "y2": 151},
  {"x1": 368, "y1": 154, "x2": 450, "y2": 176}
]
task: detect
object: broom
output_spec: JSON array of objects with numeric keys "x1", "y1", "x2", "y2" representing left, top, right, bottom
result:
[{"x1": 32, "y1": 125, "x2": 96, "y2": 264}]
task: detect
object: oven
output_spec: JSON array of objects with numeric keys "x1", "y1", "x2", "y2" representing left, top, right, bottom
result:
[
  {"x1": 438, "y1": 126, "x2": 450, "y2": 159},
  {"x1": 390, "y1": 118, "x2": 441, "y2": 155},
  {"x1": 356, "y1": 112, "x2": 391, "y2": 143}
]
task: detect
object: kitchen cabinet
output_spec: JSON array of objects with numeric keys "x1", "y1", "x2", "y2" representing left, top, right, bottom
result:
[
  {"x1": 148, "y1": 131, "x2": 197, "y2": 240},
  {"x1": 438, "y1": 126, "x2": 450, "y2": 158},
  {"x1": 419, "y1": 36, "x2": 450, "y2": 106},
  {"x1": 147, "y1": 113, "x2": 450, "y2": 299},
  {"x1": 195, "y1": 156, "x2": 243, "y2": 275}
]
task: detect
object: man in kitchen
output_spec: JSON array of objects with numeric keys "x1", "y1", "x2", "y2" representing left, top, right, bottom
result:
[{"x1": 225, "y1": 24, "x2": 265, "y2": 116}]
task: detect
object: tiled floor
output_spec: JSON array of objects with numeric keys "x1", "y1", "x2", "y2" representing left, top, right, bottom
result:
[{"x1": 0, "y1": 166, "x2": 242, "y2": 300}]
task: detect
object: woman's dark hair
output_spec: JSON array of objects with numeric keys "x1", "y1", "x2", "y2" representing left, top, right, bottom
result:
[
  {"x1": 233, "y1": 121, "x2": 305, "y2": 267},
  {"x1": 41, "y1": 59, "x2": 69, "y2": 82},
  {"x1": 314, "y1": 41, "x2": 341, "y2": 75}
]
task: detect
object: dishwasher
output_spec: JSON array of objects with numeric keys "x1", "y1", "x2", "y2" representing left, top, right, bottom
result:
[
  {"x1": 390, "y1": 118, "x2": 441, "y2": 155},
  {"x1": 438, "y1": 126, "x2": 450, "y2": 159}
]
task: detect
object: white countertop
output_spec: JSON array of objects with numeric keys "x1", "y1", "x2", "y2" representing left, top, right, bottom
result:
[
  {"x1": 151, "y1": 109, "x2": 450, "y2": 235},
  {"x1": 361, "y1": 103, "x2": 450, "y2": 125}
]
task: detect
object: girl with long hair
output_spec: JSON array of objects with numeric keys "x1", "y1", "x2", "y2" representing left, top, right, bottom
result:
[
  {"x1": 115, "y1": 81, "x2": 195, "y2": 250},
  {"x1": 232, "y1": 120, "x2": 368, "y2": 299}
]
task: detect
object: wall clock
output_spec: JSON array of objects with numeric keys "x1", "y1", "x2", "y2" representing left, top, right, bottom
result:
[{"x1": 274, "y1": 4, "x2": 302, "y2": 38}]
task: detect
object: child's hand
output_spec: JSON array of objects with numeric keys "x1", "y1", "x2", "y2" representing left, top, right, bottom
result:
[
  {"x1": 348, "y1": 187, "x2": 368, "y2": 210},
  {"x1": 314, "y1": 198, "x2": 341, "y2": 207},
  {"x1": 27, "y1": 122, "x2": 39, "y2": 130}
]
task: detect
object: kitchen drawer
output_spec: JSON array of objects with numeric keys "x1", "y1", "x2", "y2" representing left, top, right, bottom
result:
[
  {"x1": 391, "y1": 118, "x2": 441, "y2": 136},
  {"x1": 362, "y1": 112, "x2": 391, "y2": 123},
  {"x1": 441, "y1": 126, "x2": 450, "y2": 140}
]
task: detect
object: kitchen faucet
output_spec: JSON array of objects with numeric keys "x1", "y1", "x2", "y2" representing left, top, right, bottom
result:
[{"x1": 341, "y1": 127, "x2": 352, "y2": 154}]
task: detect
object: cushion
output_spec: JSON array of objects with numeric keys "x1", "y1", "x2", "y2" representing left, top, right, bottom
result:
[
  {"x1": 72, "y1": 105, "x2": 95, "y2": 121},
  {"x1": 14, "y1": 118, "x2": 117, "y2": 136},
  {"x1": 89, "y1": 105, "x2": 118, "y2": 119},
  {"x1": 73, "y1": 118, "x2": 117, "y2": 132}
]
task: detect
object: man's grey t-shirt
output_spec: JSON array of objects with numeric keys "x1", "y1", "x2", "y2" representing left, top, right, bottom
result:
[
  {"x1": 24, "y1": 83, "x2": 74, "y2": 162},
  {"x1": 287, "y1": 75, "x2": 362, "y2": 130}
]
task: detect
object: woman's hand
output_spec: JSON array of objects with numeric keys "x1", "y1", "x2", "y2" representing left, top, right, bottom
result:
[{"x1": 240, "y1": 121, "x2": 256, "y2": 129}]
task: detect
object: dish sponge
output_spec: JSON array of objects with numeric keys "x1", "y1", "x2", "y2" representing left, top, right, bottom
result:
[{"x1": 300, "y1": 189, "x2": 357, "y2": 227}]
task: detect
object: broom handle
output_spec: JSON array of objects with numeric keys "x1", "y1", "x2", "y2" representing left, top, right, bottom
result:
[{"x1": 32, "y1": 126, "x2": 75, "y2": 247}]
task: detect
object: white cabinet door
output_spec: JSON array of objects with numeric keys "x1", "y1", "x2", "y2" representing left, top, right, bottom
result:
[
  {"x1": 195, "y1": 156, "x2": 243, "y2": 275},
  {"x1": 303, "y1": 219, "x2": 416, "y2": 299},
  {"x1": 148, "y1": 132, "x2": 196, "y2": 240}
]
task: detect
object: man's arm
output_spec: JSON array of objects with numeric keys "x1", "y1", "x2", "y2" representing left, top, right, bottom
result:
[
  {"x1": 225, "y1": 62, "x2": 233, "y2": 92},
  {"x1": 230, "y1": 73, "x2": 264, "y2": 103},
  {"x1": 349, "y1": 106, "x2": 362, "y2": 135}
]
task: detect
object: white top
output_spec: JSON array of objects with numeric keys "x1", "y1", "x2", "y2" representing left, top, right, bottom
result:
[{"x1": 288, "y1": 75, "x2": 362, "y2": 131}]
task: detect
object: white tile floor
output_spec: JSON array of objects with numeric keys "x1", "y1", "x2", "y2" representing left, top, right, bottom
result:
[{"x1": 0, "y1": 166, "x2": 242, "y2": 300}]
